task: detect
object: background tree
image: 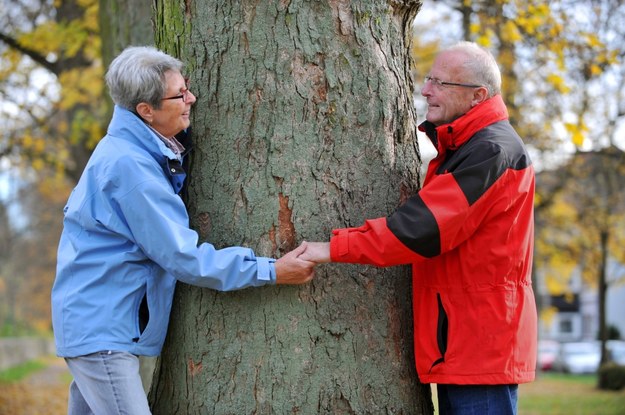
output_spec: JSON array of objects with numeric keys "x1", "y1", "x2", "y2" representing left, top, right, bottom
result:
[
  {"x1": 3, "y1": 179, "x2": 70, "y2": 333},
  {"x1": 536, "y1": 148, "x2": 625, "y2": 364},
  {"x1": 99, "y1": 0, "x2": 154, "y2": 121},
  {"x1": 0, "y1": 0, "x2": 104, "y2": 182},
  {"x1": 0, "y1": 0, "x2": 106, "y2": 334},
  {"x1": 0, "y1": 0, "x2": 154, "y2": 337},
  {"x1": 146, "y1": 0, "x2": 432, "y2": 413},
  {"x1": 99, "y1": 0, "x2": 154, "y2": 65},
  {"x1": 0, "y1": 198, "x2": 19, "y2": 334},
  {"x1": 412, "y1": 0, "x2": 623, "y2": 156}
]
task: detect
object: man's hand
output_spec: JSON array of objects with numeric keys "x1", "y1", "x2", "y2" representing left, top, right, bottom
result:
[
  {"x1": 275, "y1": 242, "x2": 316, "y2": 285},
  {"x1": 298, "y1": 242, "x2": 331, "y2": 263}
]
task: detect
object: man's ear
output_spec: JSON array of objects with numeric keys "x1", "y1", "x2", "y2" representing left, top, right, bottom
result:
[
  {"x1": 471, "y1": 86, "x2": 489, "y2": 107},
  {"x1": 135, "y1": 102, "x2": 154, "y2": 124}
]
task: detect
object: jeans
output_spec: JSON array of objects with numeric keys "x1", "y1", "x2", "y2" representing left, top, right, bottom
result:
[
  {"x1": 437, "y1": 384, "x2": 518, "y2": 415},
  {"x1": 65, "y1": 351, "x2": 151, "y2": 415}
]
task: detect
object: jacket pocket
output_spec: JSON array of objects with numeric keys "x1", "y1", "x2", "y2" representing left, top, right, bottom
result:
[
  {"x1": 430, "y1": 293, "x2": 448, "y2": 372},
  {"x1": 133, "y1": 293, "x2": 150, "y2": 343}
]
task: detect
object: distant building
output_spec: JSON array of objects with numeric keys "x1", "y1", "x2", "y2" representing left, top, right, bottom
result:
[
  {"x1": 535, "y1": 147, "x2": 625, "y2": 342},
  {"x1": 537, "y1": 261, "x2": 625, "y2": 342}
]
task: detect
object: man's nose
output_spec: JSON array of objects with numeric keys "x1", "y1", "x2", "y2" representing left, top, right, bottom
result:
[{"x1": 421, "y1": 82, "x2": 433, "y2": 97}]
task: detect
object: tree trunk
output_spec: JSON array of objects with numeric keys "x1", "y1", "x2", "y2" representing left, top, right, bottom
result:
[
  {"x1": 99, "y1": 0, "x2": 155, "y2": 66},
  {"x1": 99, "y1": 0, "x2": 155, "y2": 141},
  {"x1": 150, "y1": 1, "x2": 431, "y2": 413},
  {"x1": 598, "y1": 229, "x2": 608, "y2": 364}
]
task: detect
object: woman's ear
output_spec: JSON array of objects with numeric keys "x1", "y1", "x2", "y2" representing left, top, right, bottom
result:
[
  {"x1": 471, "y1": 86, "x2": 489, "y2": 107},
  {"x1": 135, "y1": 102, "x2": 154, "y2": 124}
]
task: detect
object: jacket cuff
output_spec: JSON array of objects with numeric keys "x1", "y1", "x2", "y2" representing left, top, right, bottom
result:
[
  {"x1": 256, "y1": 257, "x2": 276, "y2": 283},
  {"x1": 330, "y1": 229, "x2": 349, "y2": 261}
]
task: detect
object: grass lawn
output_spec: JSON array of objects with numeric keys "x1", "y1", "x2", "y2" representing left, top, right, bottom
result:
[
  {"x1": 519, "y1": 372, "x2": 625, "y2": 415},
  {"x1": 0, "y1": 359, "x2": 47, "y2": 383},
  {"x1": 2, "y1": 359, "x2": 625, "y2": 414}
]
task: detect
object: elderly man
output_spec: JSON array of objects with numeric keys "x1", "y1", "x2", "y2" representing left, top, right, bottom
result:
[
  {"x1": 52, "y1": 46, "x2": 315, "y2": 414},
  {"x1": 302, "y1": 42, "x2": 537, "y2": 414}
]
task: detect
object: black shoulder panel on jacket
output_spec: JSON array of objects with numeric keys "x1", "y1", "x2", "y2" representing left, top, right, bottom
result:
[
  {"x1": 386, "y1": 195, "x2": 441, "y2": 258},
  {"x1": 445, "y1": 121, "x2": 531, "y2": 206}
]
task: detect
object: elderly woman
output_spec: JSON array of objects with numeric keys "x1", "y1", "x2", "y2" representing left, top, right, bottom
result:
[{"x1": 51, "y1": 46, "x2": 315, "y2": 414}]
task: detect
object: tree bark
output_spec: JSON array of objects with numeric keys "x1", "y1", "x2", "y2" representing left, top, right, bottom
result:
[
  {"x1": 99, "y1": 0, "x2": 155, "y2": 66},
  {"x1": 150, "y1": 1, "x2": 431, "y2": 413},
  {"x1": 598, "y1": 229, "x2": 608, "y2": 364}
]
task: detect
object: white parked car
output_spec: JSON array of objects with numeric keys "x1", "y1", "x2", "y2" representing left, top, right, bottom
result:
[{"x1": 552, "y1": 341, "x2": 600, "y2": 374}]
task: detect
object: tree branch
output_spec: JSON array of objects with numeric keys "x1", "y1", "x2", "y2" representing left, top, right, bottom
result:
[{"x1": 0, "y1": 31, "x2": 58, "y2": 75}]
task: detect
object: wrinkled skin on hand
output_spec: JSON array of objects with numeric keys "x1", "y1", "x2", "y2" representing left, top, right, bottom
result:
[
  {"x1": 274, "y1": 242, "x2": 317, "y2": 284},
  {"x1": 298, "y1": 241, "x2": 331, "y2": 264}
]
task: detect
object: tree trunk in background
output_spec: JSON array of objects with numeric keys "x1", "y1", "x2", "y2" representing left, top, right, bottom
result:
[
  {"x1": 598, "y1": 229, "x2": 608, "y2": 364},
  {"x1": 150, "y1": 1, "x2": 431, "y2": 413},
  {"x1": 99, "y1": 0, "x2": 155, "y2": 125},
  {"x1": 99, "y1": 0, "x2": 155, "y2": 65}
]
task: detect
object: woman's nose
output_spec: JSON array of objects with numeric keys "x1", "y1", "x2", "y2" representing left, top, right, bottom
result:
[{"x1": 188, "y1": 91, "x2": 197, "y2": 105}]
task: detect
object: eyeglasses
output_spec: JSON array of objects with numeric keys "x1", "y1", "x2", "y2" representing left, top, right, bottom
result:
[
  {"x1": 424, "y1": 76, "x2": 483, "y2": 89},
  {"x1": 162, "y1": 78, "x2": 192, "y2": 103}
]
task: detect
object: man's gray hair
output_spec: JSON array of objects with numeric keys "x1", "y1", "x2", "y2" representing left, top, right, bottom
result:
[
  {"x1": 446, "y1": 41, "x2": 502, "y2": 97},
  {"x1": 105, "y1": 46, "x2": 183, "y2": 111}
]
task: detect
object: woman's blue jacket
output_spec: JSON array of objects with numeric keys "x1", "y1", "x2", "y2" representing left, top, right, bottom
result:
[{"x1": 52, "y1": 106, "x2": 276, "y2": 358}]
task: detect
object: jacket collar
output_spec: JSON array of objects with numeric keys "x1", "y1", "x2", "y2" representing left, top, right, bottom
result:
[
  {"x1": 418, "y1": 94, "x2": 509, "y2": 154},
  {"x1": 107, "y1": 105, "x2": 179, "y2": 162}
]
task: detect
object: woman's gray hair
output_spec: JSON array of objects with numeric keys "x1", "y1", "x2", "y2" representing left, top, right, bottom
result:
[
  {"x1": 446, "y1": 41, "x2": 502, "y2": 97},
  {"x1": 105, "y1": 46, "x2": 183, "y2": 111}
]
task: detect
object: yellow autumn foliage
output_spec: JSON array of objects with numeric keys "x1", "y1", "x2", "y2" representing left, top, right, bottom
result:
[
  {"x1": 476, "y1": 33, "x2": 492, "y2": 48},
  {"x1": 18, "y1": 0, "x2": 100, "y2": 60},
  {"x1": 564, "y1": 121, "x2": 588, "y2": 147},
  {"x1": 58, "y1": 66, "x2": 104, "y2": 110},
  {"x1": 469, "y1": 22, "x2": 481, "y2": 36},
  {"x1": 546, "y1": 73, "x2": 571, "y2": 94},
  {"x1": 410, "y1": 36, "x2": 440, "y2": 80},
  {"x1": 1, "y1": 0, "x2": 105, "y2": 184},
  {"x1": 32, "y1": 158, "x2": 45, "y2": 172},
  {"x1": 543, "y1": 260, "x2": 578, "y2": 296},
  {"x1": 33, "y1": 138, "x2": 46, "y2": 154},
  {"x1": 501, "y1": 20, "x2": 523, "y2": 43},
  {"x1": 585, "y1": 32, "x2": 603, "y2": 49},
  {"x1": 540, "y1": 306, "x2": 558, "y2": 327}
]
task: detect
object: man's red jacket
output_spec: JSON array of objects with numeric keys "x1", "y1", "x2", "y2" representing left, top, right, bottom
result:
[{"x1": 330, "y1": 95, "x2": 537, "y2": 385}]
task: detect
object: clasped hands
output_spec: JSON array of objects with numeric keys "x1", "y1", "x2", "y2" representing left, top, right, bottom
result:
[{"x1": 274, "y1": 241, "x2": 330, "y2": 285}]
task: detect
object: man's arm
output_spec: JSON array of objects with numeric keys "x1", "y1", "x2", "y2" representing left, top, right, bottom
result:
[{"x1": 298, "y1": 242, "x2": 331, "y2": 263}]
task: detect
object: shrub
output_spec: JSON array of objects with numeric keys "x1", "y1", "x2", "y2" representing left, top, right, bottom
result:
[{"x1": 597, "y1": 362, "x2": 625, "y2": 391}]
